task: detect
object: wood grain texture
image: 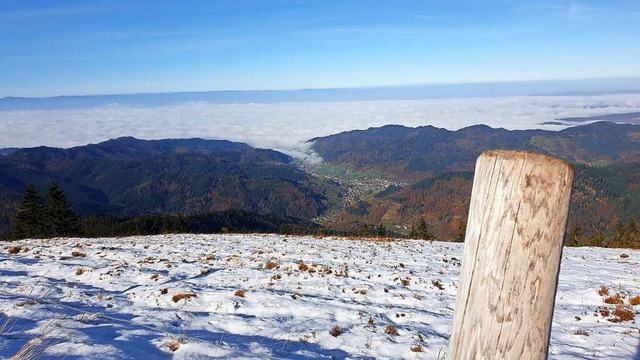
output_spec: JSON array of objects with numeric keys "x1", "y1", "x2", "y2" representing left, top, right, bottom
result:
[{"x1": 447, "y1": 150, "x2": 574, "y2": 360}]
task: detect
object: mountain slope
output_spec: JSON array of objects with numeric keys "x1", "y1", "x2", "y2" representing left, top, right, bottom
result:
[
  {"x1": 0, "y1": 137, "x2": 338, "y2": 239},
  {"x1": 311, "y1": 122, "x2": 640, "y2": 180},
  {"x1": 311, "y1": 122, "x2": 640, "y2": 245}
]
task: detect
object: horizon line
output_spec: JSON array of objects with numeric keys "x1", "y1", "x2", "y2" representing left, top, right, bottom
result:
[{"x1": 3, "y1": 76, "x2": 640, "y2": 100}]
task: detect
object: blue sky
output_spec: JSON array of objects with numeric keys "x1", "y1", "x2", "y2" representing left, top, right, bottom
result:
[{"x1": 1, "y1": 0, "x2": 639, "y2": 97}]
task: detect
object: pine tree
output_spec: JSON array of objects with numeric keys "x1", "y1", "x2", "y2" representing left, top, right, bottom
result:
[
  {"x1": 628, "y1": 219, "x2": 639, "y2": 247},
  {"x1": 409, "y1": 218, "x2": 435, "y2": 241},
  {"x1": 456, "y1": 218, "x2": 467, "y2": 243},
  {"x1": 11, "y1": 184, "x2": 45, "y2": 239},
  {"x1": 567, "y1": 225, "x2": 582, "y2": 246},
  {"x1": 44, "y1": 182, "x2": 81, "y2": 237}
]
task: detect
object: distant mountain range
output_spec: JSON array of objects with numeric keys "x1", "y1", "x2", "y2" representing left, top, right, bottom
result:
[
  {"x1": 2, "y1": 77, "x2": 639, "y2": 110},
  {"x1": 3, "y1": 121, "x2": 640, "y2": 247},
  {"x1": 311, "y1": 122, "x2": 640, "y2": 180}
]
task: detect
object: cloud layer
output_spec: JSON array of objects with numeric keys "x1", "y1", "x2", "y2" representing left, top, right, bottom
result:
[{"x1": 2, "y1": 94, "x2": 640, "y2": 163}]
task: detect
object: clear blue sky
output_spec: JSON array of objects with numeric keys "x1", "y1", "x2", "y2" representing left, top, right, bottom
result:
[{"x1": 1, "y1": 0, "x2": 639, "y2": 97}]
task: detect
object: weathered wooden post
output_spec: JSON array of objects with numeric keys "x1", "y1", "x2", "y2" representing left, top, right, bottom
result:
[{"x1": 447, "y1": 150, "x2": 573, "y2": 359}]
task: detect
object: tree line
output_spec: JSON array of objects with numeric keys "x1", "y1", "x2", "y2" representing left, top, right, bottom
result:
[
  {"x1": 8, "y1": 183, "x2": 640, "y2": 249},
  {"x1": 11, "y1": 183, "x2": 81, "y2": 239}
]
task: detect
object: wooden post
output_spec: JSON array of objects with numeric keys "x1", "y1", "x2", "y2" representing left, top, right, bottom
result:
[{"x1": 447, "y1": 150, "x2": 573, "y2": 360}]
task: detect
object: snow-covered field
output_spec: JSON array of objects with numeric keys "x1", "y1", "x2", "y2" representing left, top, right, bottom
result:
[{"x1": 1, "y1": 234, "x2": 638, "y2": 359}]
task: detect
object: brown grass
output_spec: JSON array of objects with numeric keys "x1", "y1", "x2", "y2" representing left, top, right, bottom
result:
[
  {"x1": 620, "y1": 253, "x2": 629, "y2": 259},
  {"x1": 610, "y1": 307, "x2": 635, "y2": 323},
  {"x1": 597, "y1": 285, "x2": 610, "y2": 296},
  {"x1": 329, "y1": 325, "x2": 342, "y2": 337},
  {"x1": 432, "y1": 279, "x2": 445, "y2": 290},
  {"x1": 604, "y1": 293, "x2": 624, "y2": 305},
  {"x1": 71, "y1": 251, "x2": 86, "y2": 257},
  {"x1": 410, "y1": 345, "x2": 423, "y2": 352},
  {"x1": 265, "y1": 260, "x2": 279, "y2": 270},
  {"x1": 167, "y1": 340, "x2": 180, "y2": 351},
  {"x1": 573, "y1": 329, "x2": 589, "y2": 336},
  {"x1": 75, "y1": 268, "x2": 84, "y2": 275},
  {"x1": 629, "y1": 295, "x2": 640, "y2": 306},
  {"x1": 160, "y1": 288, "x2": 168, "y2": 295},
  {"x1": 172, "y1": 293, "x2": 197, "y2": 302},
  {"x1": 298, "y1": 262, "x2": 309, "y2": 271},
  {"x1": 7, "y1": 246, "x2": 22, "y2": 254},
  {"x1": 384, "y1": 325, "x2": 399, "y2": 336},
  {"x1": 234, "y1": 289, "x2": 246, "y2": 297},
  {"x1": 598, "y1": 307, "x2": 610, "y2": 317}
]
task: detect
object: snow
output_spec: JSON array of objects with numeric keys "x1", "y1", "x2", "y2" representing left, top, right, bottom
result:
[{"x1": 1, "y1": 234, "x2": 638, "y2": 359}]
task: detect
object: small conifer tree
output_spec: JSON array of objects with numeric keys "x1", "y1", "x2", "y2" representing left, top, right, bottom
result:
[
  {"x1": 44, "y1": 182, "x2": 81, "y2": 237},
  {"x1": 11, "y1": 184, "x2": 45, "y2": 239},
  {"x1": 409, "y1": 218, "x2": 435, "y2": 240}
]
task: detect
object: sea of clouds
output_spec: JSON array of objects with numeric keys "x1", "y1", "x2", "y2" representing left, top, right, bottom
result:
[{"x1": 2, "y1": 94, "x2": 640, "y2": 163}]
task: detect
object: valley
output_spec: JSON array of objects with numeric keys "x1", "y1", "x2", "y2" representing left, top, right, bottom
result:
[{"x1": 3, "y1": 121, "x2": 640, "y2": 247}]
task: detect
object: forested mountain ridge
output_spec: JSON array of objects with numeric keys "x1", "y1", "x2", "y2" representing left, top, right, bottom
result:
[
  {"x1": 0, "y1": 137, "x2": 339, "y2": 239},
  {"x1": 4, "y1": 122, "x2": 640, "y2": 246},
  {"x1": 310, "y1": 122, "x2": 640, "y2": 246},
  {"x1": 310, "y1": 122, "x2": 640, "y2": 180}
]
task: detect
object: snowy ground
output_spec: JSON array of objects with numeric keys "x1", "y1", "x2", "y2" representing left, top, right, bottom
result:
[{"x1": 0, "y1": 234, "x2": 638, "y2": 359}]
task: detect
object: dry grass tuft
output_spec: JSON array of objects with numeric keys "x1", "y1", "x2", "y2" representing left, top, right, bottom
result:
[
  {"x1": 265, "y1": 260, "x2": 279, "y2": 270},
  {"x1": 234, "y1": 289, "x2": 246, "y2": 297},
  {"x1": 71, "y1": 251, "x2": 86, "y2": 257},
  {"x1": 410, "y1": 345, "x2": 423, "y2": 352},
  {"x1": 573, "y1": 329, "x2": 589, "y2": 336},
  {"x1": 75, "y1": 268, "x2": 84, "y2": 275},
  {"x1": 629, "y1": 295, "x2": 640, "y2": 306},
  {"x1": 597, "y1": 285, "x2": 610, "y2": 296},
  {"x1": 298, "y1": 262, "x2": 309, "y2": 271},
  {"x1": 167, "y1": 340, "x2": 181, "y2": 351},
  {"x1": 604, "y1": 293, "x2": 624, "y2": 305},
  {"x1": 160, "y1": 288, "x2": 168, "y2": 295},
  {"x1": 431, "y1": 279, "x2": 445, "y2": 290},
  {"x1": 172, "y1": 293, "x2": 197, "y2": 302},
  {"x1": 329, "y1": 325, "x2": 342, "y2": 337},
  {"x1": 384, "y1": 325, "x2": 399, "y2": 336},
  {"x1": 597, "y1": 307, "x2": 610, "y2": 317},
  {"x1": 7, "y1": 246, "x2": 22, "y2": 254},
  {"x1": 610, "y1": 307, "x2": 635, "y2": 323},
  {"x1": 620, "y1": 253, "x2": 629, "y2": 259}
]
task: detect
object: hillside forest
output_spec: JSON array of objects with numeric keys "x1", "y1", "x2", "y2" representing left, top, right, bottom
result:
[{"x1": 2, "y1": 121, "x2": 640, "y2": 248}]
